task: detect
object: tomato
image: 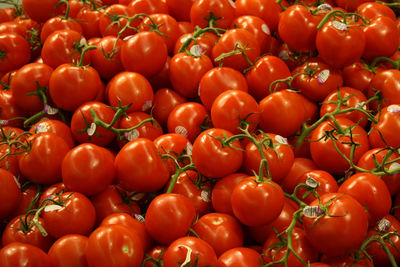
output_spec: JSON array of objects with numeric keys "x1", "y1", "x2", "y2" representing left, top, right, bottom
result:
[
  {"x1": 212, "y1": 29, "x2": 260, "y2": 72},
  {"x1": 10, "y1": 184, "x2": 39, "y2": 218},
  {"x1": 243, "y1": 133, "x2": 295, "y2": 182},
  {"x1": 169, "y1": 52, "x2": 213, "y2": 98},
  {"x1": 40, "y1": 17, "x2": 83, "y2": 43},
  {"x1": 2, "y1": 215, "x2": 54, "y2": 252},
  {"x1": 128, "y1": 0, "x2": 169, "y2": 14},
  {"x1": 167, "y1": 102, "x2": 210, "y2": 143},
  {"x1": 107, "y1": 72, "x2": 154, "y2": 113},
  {"x1": 367, "y1": 70, "x2": 400, "y2": 110},
  {"x1": 18, "y1": 132, "x2": 70, "y2": 185},
  {"x1": 310, "y1": 118, "x2": 370, "y2": 176},
  {"x1": 190, "y1": 0, "x2": 236, "y2": 29},
  {"x1": 211, "y1": 90, "x2": 259, "y2": 134},
  {"x1": 22, "y1": 0, "x2": 64, "y2": 23},
  {"x1": 295, "y1": 170, "x2": 338, "y2": 204},
  {"x1": 169, "y1": 170, "x2": 213, "y2": 216},
  {"x1": 303, "y1": 193, "x2": 368, "y2": 257},
  {"x1": 231, "y1": 177, "x2": 284, "y2": 226},
  {"x1": 280, "y1": 158, "x2": 318, "y2": 194},
  {"x1": 163, "y1": 236, "x2": 217, "y2": 267},
  {"x1": 174, "y1": 32, "x2": 218, "y2": 59},
  {"x1": 152, "y1": 88, "x2": 187, "y2": 127},
  {"x1": 149, "y1": 56, "x2": 172, "y2": 90},
  {"x1": 98, "y1": 4, "x2": 137, "y2": 38},
  {"x1": 0, "y1": 33, "x2": 30, "y2": 73},
  {"x1": 0, "y1": 90, "x2": 25, "y2": 128},
  {"x1": 86, "y1": 224, "x2": 144, "y2": 267},
  {"x1": 89, "y1": 36, "x2": 124, "y2": 81},
  {"x1": 259, "y1": 89, "x2": 317, "y2": 137},
  {"x1": 334, "y1": 0, "x2": 370, "y2": 12},
  {"x1": 76, "y1": 6, "x2": 102, "y2": 39},
  {"x1": 291, "y1": 58, "x2": 344, "y2": 102},
  {"x1": 142, "y1": 245, "x2": 166, "y2": 267},
  {"x1": 42, "y1": 192, "x2": 96, "y2": 239},
  {"x1": 356, "y1": 2, "x2": 396, "y2": 21},
  {"x1": 192, "y1": 128, "x2": 243, "y2": 178},
  {"x1": 211, "y1": 173, "x2": 249, "y2": 215},
  {"x1": 39, "y1": 183, "x2": 67, "y2": 204},
  {"x1": 0, "y1": 169, "x2": 21, "y2": 219},
  {"x1": 199, "y1": 67, "x2": 248, "y2": 111},
  {"x1": 321, "y1": 254, "x2": 373, "y2": 266},
  {"x1": 48, "y1": 234, "x2": 89, "y2": 267},
  {"x1": 165, "y1": 0, "x2": 195, "y2": 21},
  {"x1": 262, "y1": 227, "x2": 319, "y2": 267},
  {"x1": 235, "y1": 0, "x2": 282, "y2": 32},
  {"x1": 121, "y1": 31, "x2": 168, "y2": 78},
  {"x1": 316, "y1": 19, "x2": 366, "y2": 68},
  {"x1": 0, "y1": 242, "x2": 50, "y2": 267},
  {"x1": 145, "y1": 193, "x2": 196, "y2": 244},
  {"x1": 115, "y1": 138, "x2": 170, "y2": 192},
  {"x1": 29, "y1": 119, "x2": 75, "y2": 149},
  {"x1": 191, "y1": 213, "x2": 243, "y2": 256},
  {"x1": 369, "y1": 105, "x2": 400, "y2": 148},
  {"x1": 62, "y1": 143, "x2": 115, "y2": 196},
  {"x1": 216, "y1": 247, "x2": 260, "y2": 267},
  {"x1": 342, "y1": 60, "x2": 379, "y2": 93}
]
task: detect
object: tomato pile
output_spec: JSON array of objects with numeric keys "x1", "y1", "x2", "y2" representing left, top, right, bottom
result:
[{"x1": 1, "y1": 0, "x2": 400, "y2": 266}]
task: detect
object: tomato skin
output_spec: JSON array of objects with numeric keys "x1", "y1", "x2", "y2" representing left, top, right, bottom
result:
[
  {"x1": 0, "y1": 33, "x2": 30, "y2": 73},
  {"x1": 192, "y1": 213, "x2": 243, "y2": 256},
  {"x1": 22, "y1": 0, "x2": 64, "y2": 23},
  {"x1": 342, "y1": 60, "x2": 378, "y2": 93},
  {"x1": 165, "y1": 0, "x2": 195, "y2": 21},
  {"x1": 280, "y1": 157, "x2": 318, "y2": 194},
  {"x1": 142, "y1": 245, "x2": 166, "y2": 267},
  {"x1": 334, "y1": 0, "x2": 370, "y2": 12},
  {"x1": 48, "y1": 234, "x2": 89, "y2": 267},
  {"x1": 119, "y1": 112, "x2": 163, "y2": 145},
  {"x1": 316, "y1": 20, "x2": 366, "y2": 68},
  {"x1": 163, "y1": 236, "x2": 218, "y2": 267},
  {"x1": 29, "y1": 120, "x2": 75, "y2": 149},
  {"x1": 245, "y1": 55, "x2": 291, "y2": 101},
  {"x1": 0, "y1": 169, "x2": 21, "y2": 219},
  {"x1": 369, "y1": 105, "x2": 400, "y2": 148},
  {"x1": 216, "y1": 247, "x2": 260, "y2": 267},
  {"x1": 231, "y1": 177, "x2": 284, "y2": 227},
  {"x1": 235, "y1": 0, "x2": 281, "y2": 32},
  {"x1": 121, "y1": 31, "x2": 168, "y2": 78},
  {"x1": 18, "y1": 132, "x2": 70, "y2": 185},
  {"x1": 192, "y1": 128, "x2": 243, "y2": 178},
  {"x1": 199, "y1": 67, "x2": 248, "y2": 111},
  {"x1": 0, "y1": 242, "x2": 51, "y2": 267},
  {"x1": 367, "y1": 70, "x2": 400, "y2": 110},
  {"x1": 152, "y1": 88, "x2": 187, "y2": 128},
  {"x1": 42, "y1": 192, "x2": 96, "y2": 239},
  {"x1": 10, "y1": 185, "x2": 38, "y2": 219},
  {"x1": 86, "y1": 224, "x2": 144, "y2": 267},
  {"x1": 128, "y1": 0, "x2": 169, "y2": 14},
  {"x1": 357, "y1": 2, "x2": 396, "y2": 21},
  {"x1": 169, "y1": 52, "x2": 213, "y2": 99},
  {"x1": 174, "y1": 32, "x2": 217, "y2": 59},
  {"x1": 40, "y1": 17, "x2": 83, "y2": 43},
  {"x1": 190, "y1": 0, "x2": 236, "y2": 29},
  {"x1": 98, "y1": 4, "x2": 137, "y2": 38},
  {"x1": 145, "y1": 193, "x2": 196, "y2": 245},
  {"x1": 76, "y1": 6, "x2": 102, "y2": 39},
  {"x1": 115, "y1": 138, "x2": 170, "y2": 192},
  {"x1": 0, "y1": 90, "x2": 25, "y2": 128},
  {"x1": 303, "y1": 193, "x2": 369, "y2": 257}
]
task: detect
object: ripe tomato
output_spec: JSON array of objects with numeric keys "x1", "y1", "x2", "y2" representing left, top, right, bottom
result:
[
  {"x1": 368, "y1": 70, "x2": 400, "y2": 110},
  {"x1": 145, "y1": 193, "x2": 196, "y2": 244},
  {"x1": 235, "y1": 0, "x2": 281, "y2": 32},
  {"x1": 98, "y1": 4, "x2": 137, "y2": 38},
  {"x1": 303, "y1": 193, "x2": 368, "y2": 257},
  {"x1": 0, "y1": 169, "x2": 21, "y2": 219},
  {"x1": 128, "y1": 0, "x2": 169, "y2": 14},
  {"x1": 295, "y1": 170, "x2": 338, "y2": 204},
  {"x1": 165, "y1": 0, "x2": 195, "y2": 21},
  {"x1": 29, "y1": 119, "x2": 75, "y2": 149},
  {"x1": 342, "y1": 60, "x2": 380, "y2": 93},
  {"x1": 190, "y1": 0, "x2": 236, "y2": 29},
  {"x1": 356, "y1": 2, "x2": 396, "y2": 21},
  {"x1": 40, "y1": 17, "x2": 83, "y2": 43},
  {"x1": 0, "y1": 90, "x2": 25, "y2": 128},
  {"x1": 0, "y1": 242, "x2": 50, "y2": 267},
  {"x1": 76, "y1": 6, "x2": 102, "y2": 39},
  {"x1": 48, "y1": 234, "x2": 88, "y2": 267},
  {"x1": 280, "y1": 157, "x2": 318, "y2": 194},
  {"x1": 174, "y1": 32, "x2": 218, "y2": 59},
  {"x1": 369, "y1": 105, "x2": 400, "y2": 148},
  {"x1": 152, "y1": 88, "x2": 187, "y2": 127},
  {"x1": 22, "y1": 0, "x2": 64, "y2": 23},
  {"x1": 216, "y1": 247, "x2": 260, "y2": 267},
  {"x1": 0, "y1": 33, "x2": 30, "y2": 73},
  {"x1": 86, "y1": 224, "x2": 144, "y2": 267}
]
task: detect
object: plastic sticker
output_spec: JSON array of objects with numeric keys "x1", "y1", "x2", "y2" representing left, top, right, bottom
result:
[
  {"x1": 175, "y1": 126, "x2": 188, "y2": 137},
  {"x1": 35, "y1": 123, "x2": 49, "y2": 133},
  {"x1": 315, "y1": 3, "x2": 332, "y2": 13},
  {"x1": 44, "y1": 205, "x2": 63, "y2": 212},
  {"x1": 13, "y1": 176, "x2": 21, "y2": 189},
  {"x1": 228, "y1": 0, "x2": 236, "y2": 8},
  {"x1": 0, "y1": 120, "x2": 8, "y2": 126},
  {"x1": 355, "y1": 102, "x2": 367, "y2": 110},
  {"x1": 79, "y1": 38, "x2": 87, "y2": 46},
  {"x1": 142, "y1": 100, "x2": 152, "y2": 111},
  {"x1": 317, "y1": 69, "x2": 330, "y2": 84},
  {"x1": 201, "y1": 190, "x2": 211, "y2": 202},
  {"x1": 303, "y1": 206, "x2": 322, "y2": 218},
  {"x1": 87, "y1": 123, "x2": 97, "y2": 136},
  {"x1": 305, "y1": 176, "x2": 318, "y2": 188},
  {"x1": 332, "y1": 21, "x2": 347, "y2": 31},
  {"x1": 180, "y1": 34, "x2": 192, "y2": 43},
  {"x1": 378, "y1": 218, "x2": 391, "y2": 233},
  {"x1": 261, "y1": 24, "x2": 270, "y2": 35},
  {"x1": 190, "y1": 45, "x2": 204, "y2": 57},
  {"x1": 134, "y1": 214, "x2": 145, "y2": 223},
  {"x1": 278, "y1": 50, "x2": 289, "y2": 61},
  {"x1": 124, "y1": 129, "x2": 140, "y2": 141},
  {"x1": 44, "y1": 104, "x2": 59, "y2": 115},
  {"x1": 387, "y1": 105, "x2": 400, "y2": 113},
  {"x1": 275, "y1": 135, "x2": 288, "y2": 145},
  {"x1": 389, "y1": 162, "x2": 400, "y2": 174},
  {"x1": 186, "y1": 142, "x2": 193, "y2": 156}
]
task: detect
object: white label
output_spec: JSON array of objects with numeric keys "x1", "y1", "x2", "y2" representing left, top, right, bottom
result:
[
  {"x1": 389, "y1": 162, "x2": 400, "y2": 173},
  {"x1": 0, "y1": 120, "x2": 8, "y2": 126},
  {"x1": 332, "y1": 21, "x2": 347, "y2": 31},
  {"x1": 317, "y1": 69, "x2": 330, "y2": 84},
  {"x1": 175, "y1": 126, "x2": 188, "y2": 137},
  {"x1": 378, "y1": 218, "x2": 391, "y2": 233},
  {"x1": 79, "y1": 38, "x2": 87, "y2": 46},
  {"x1": 387, "y1": 105, "x2": 400, "y2": 113},
  {"x1": 190, "y1": 45, "x2": 204, "y2": 57},
  {"x1": 228, "y1": 0, "x2": 236, "y2": 8},
  {"x1": 142, "y1": 100, "x2": 152, "y2": 111},
  {"x1": 303, "y1": 206, "x2": 322, "y2": 218},
  {"x1": 278, "y1": 50, "x2": 289, "y2": 61},
  {"x1": 180, "y1": 34, "x2": 192, "y2": 43},
  {"x1": 305, "y1": 176, "x2": 318, "y2": 188},
  {"x1": 355, "y1": 102, "x2": 367, "y2": 110},
  {"x1": 44, "y1": 104, "x2": 58, "y2": 115},
  {"x1": 87, "y1": 123, "x2": 97, "y2": 136},
  {"x1": 186, "y1": 142, "x2": 193, "y2": 155},
  {"x1": 124, "y1": 129, "x2": 140, "y2": 141},
  {"x1": 275, "y1": 135, "x2": 288, "y2": 145},
  {"x1": 315, "y1": 3, "x2": 332, "y2": 13},
  {"x1": 134, "y1": 214, "x2": 145, "y2": 223},
  {"x1": 261, "y1": 24, "x2": 270, "y2": 35},
  {"x1": 35, "y1": 123, "x2": 49, "y2": 133},
  {"x1": 201, "y1": 190, "x2": 211, "y2": 202},
  {"x1": 44, "y1": 205, "x2": 63, "y2": 212},
  {"x1": 13, "y1": 176, "x2": 21, "y2": 189}
]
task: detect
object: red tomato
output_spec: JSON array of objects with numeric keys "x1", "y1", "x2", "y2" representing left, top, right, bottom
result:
[
  {"x1": 10, "y1": 184, "x2": 38, "y2": 218},
  {"x1": 163, "y1": 236, "x2": 218, "y2": 267},
  {"x1": 280, "y1": 157, "x2": 318, "y2": 194},
  {"x1": 192, "y1": 212, "x2": 243, "y2": 256},
  {"x1": 165, "y1": 0, "x2": 195, "y2": 21},
  {"x1": 48, "y1": 234, "x2": 89, "y2": 267},
  {"x1": 342, "y1": 60, "x2": 380, "y2": 93},
  {"x1": 334, "y1": 0, "x2": 370, "y2": 12},
  {"x1": 190, "y1": 0, "x2": 236, "y2": 29},
  {"x1": 0, "y1": 33, "x2": 30, "y2": 73},
  {"x1": 98, "y1": 4, "x2": 137, "y2": 38},
  {"x1": 0, "y1": 242, "x2": 50, "y2": 267},
  {"x1": 86, "y1": 224, "x2": 144, "y2": 267},
  {"x1": 128, "y1": 0, "x2": 169, "y2": 15},
  {"x1": 303, "y1": 193, "x2": 368, "y2": 257},
  {"x1": 29, "y1": 119, "x2": 75, "y2": 149},
  {"x1": 76, "y1": 6, "x2": 102, "y2": 39},
  {"x1": 231, "y1": 177, "x2": 284, "y2": 226},
  {"x1": 115, "y1": 138, "x2": 170, "y2": 192},
  {"x1": 192, "y1": 128, "x2": 243, "y2": 178},
  {"x1": 174, "y1": 32, "x2": 218, "y2": 59},
  {"x1": 369, "y1": 105, "x2": 400, "y2": 148},
  {"x1": 295, "y1": 170, "x2": 338, "y2": 204},
  {"x1": 145, "y1": 193, "x2": 196, "y2": 244},
  {"x1": 216, "y1": 247, "x2": 260, "y2": 267},
  {"x1": 357, "y1": 2, "x2": 396, "y2": 21},
  {"x1": 368, "y1": 70, "x2": 400, "y2": 110},
  {"x1": 22, "y1": 0, "x2": 64, "y2": 23},
  {"x1": 40, "y1": 17, "x2": 83, "y2": 43},
  {"x1": 0, "y1": 169, "x2": 21, "y2": 219},
  {"x1": 0, "y1": 90, "x2": 25, "y2": 128},
  {"x1": 152, "y1": 88, "x2": 187, "y2": 127}
]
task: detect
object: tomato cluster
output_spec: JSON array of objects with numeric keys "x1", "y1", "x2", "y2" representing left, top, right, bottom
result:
[{"x1": 1, "y1": 0, "x2": 400, "y2": 266}]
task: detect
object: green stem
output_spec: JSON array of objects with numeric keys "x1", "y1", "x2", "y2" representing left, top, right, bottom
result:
[
  {"x1": 77, "y1": 45, "x2": 96, "y2": 67},
  {"x1": 370, "y1": 56, "x2": 400, "y2": 70}
]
